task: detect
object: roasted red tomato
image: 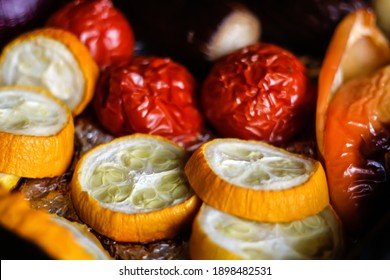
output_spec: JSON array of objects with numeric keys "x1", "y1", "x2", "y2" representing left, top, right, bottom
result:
[
  {"x1": 47, "y1": 0, "x2": 135, "y2": 70},
  {"x1": 201, "y1": 43, "x2": 312, "y2": 145},
  {"x1": 93, "y1": 56, "x2": 204, "y2": 148}
]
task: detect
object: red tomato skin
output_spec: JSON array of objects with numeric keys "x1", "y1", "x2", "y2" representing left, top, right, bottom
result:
[
  {"x1": 201, "y1": 43, "x2": 312, "y2": 145},
  {"x1": 47, "y1": 0, "x2": 135, "y2": 70},
  {"x1": 93, "y1": 56, "x2": 204, "y2": 148}
]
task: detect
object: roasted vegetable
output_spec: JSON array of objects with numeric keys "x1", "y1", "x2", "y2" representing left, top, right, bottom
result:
[
  {"x1": 201, "y1": 43, "x2": 313, "y2": 145},
  {"x1": 0, "y1": 86, "x2": 74, "y2": 178},
  {"x1": 185, "y1": 138, "x2": 330, "y2": 223},
  {"x1": 47, "y1": 0, "x2": 135, "y2": 70},
  {"x1": 0, "y1": 187, "x2": 111, "y2": 260},
  {"x1": 71, "y1": 134, "x2": 201, "y2": 242},
  {"x1": 0, "y1": 27, "x2": 99, "y2": 116},
  {"x1": 318, "y1": 8, "x2": 390, "y2": 237},
  {"x1": 190, "y1": 204, "x2": 343, "y2": 260},
  {"x1": 93, "y1": 56, "x2": 204, "y2": 148},
  {"x1": 323, "y1": 64, "x2": 390, "y2": 236},
  {"x1": 316, "y1": 8, "x2": 390, "y2": 160}
]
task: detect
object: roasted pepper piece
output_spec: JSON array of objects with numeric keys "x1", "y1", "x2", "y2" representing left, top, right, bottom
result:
[
  {"x1": 323, "y1": 64, "x2": 390, "y2": 235},
  {"x1": 316, "y1": 8, "x2": 390, "y2": 159}
]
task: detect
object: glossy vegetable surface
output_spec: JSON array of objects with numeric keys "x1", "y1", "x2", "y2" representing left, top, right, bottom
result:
[
  {"x1": 323, "y1": 65, "x2": 390, "y2": 236},
  {"x1": 93, "y1": 56, "x2": 204, "y2": 148},
  {"x1": 47, "y1": 0, "x2": 135, "y2": 70},
  {"x1": 201, "y1": 43, "x2": 312, "y2": 145},
  {"x1": 316, "y1": 8, "x2": 390, "y2": 159}
]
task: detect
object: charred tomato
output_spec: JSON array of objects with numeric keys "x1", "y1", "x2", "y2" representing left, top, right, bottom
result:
[
  {"x1": 93, "y1": 56, "x2": 204, "y2": 148},
  {"x1": 201, "y1": 43, "x2": 313, "y2": 145},
  {"x1": 47, "y1": 0, "x2": 135, "y2": 70}
]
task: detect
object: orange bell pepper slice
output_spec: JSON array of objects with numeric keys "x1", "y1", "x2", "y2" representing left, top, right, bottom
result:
[
  {"x1": 323, "y1": 65, "x2": 390, "y2": 235},
  {"x1": 316, "y1": 8, "x2": 390, "y2": 160}
]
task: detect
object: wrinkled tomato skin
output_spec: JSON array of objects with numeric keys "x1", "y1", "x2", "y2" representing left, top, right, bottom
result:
[
  {"x1": 93, "y1": 56, "x2": 204, "y2": 148},
  {"x1": 201, "y1": 43, "x2": 312, "y2": 145},
  {"x1": 47, "y1": 0, "x2": 135, "y2": 70}
]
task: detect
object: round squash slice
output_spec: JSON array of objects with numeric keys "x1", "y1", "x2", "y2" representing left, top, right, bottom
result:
[
  {"x1": 0, "y1": 28, "x2": 98, "y2": 116},
  {"x1": 189, "y1": 204, "x2": 343, "y2": 260},
  {"x1": 71, "y1": 133, "x2": 201, "y2": 243},
  {"x1": 185, "y1": 138, "x2": 329, "y2": 223},
  {"x1": 0, "y1": 190, "x2": 111, "y2": 260},
  {"x1": 0, "y1": 86, "x2": 74, "y2": 178}
]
